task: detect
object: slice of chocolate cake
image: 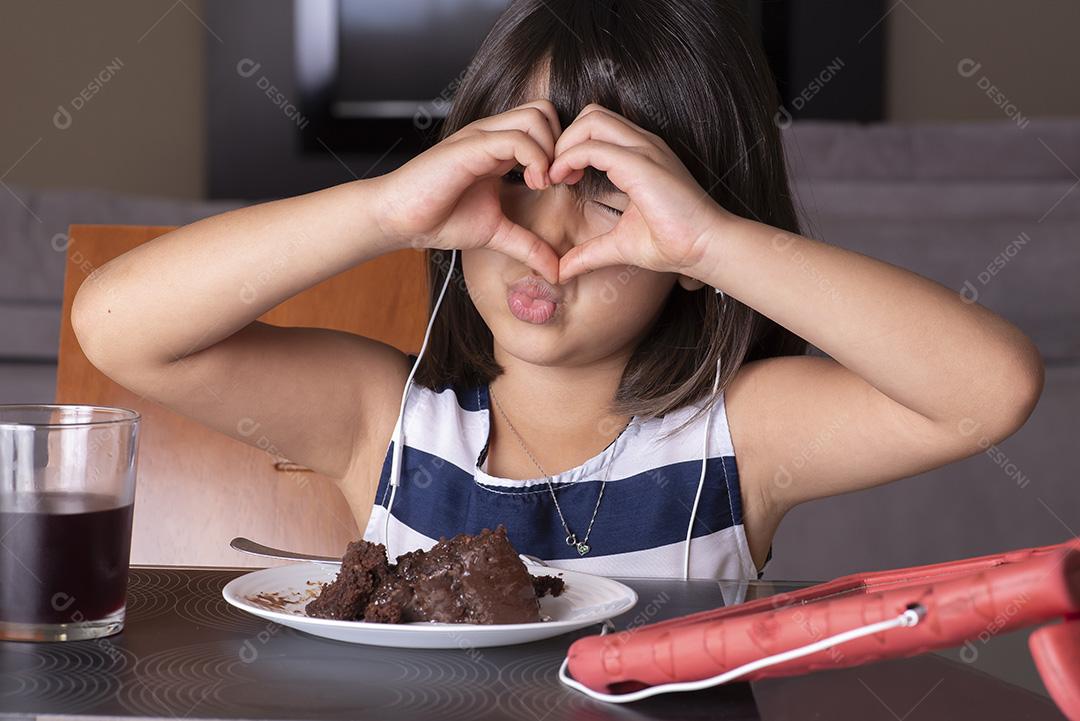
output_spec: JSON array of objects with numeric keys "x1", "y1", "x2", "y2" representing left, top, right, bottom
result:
[
  {"x1": 304, "y1": 536, "x2": 394, "y2": 620},
  {"x1": 394, "y1": 525, "x2": 542, "y2": 623},
  {"x1": 305, "y1": 524, "x2": 565, "y2": 625}
]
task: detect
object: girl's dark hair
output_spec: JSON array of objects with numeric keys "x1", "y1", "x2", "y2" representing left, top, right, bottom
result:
[{"x1": 412, "y1": 0, "x2": 808, "y2": 437}]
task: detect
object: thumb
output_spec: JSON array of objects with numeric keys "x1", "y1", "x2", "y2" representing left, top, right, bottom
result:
[
  {"x1": 558, "y1": 232, "x2": 628, "y2": 283},
  {"x1": 486, "y1": 215, "x2": 561, "y2": 285}
]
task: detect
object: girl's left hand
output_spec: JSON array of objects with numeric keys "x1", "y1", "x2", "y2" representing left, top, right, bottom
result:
[{"x1": 548, "y1": 103, "x2": 736, "y2": 283}]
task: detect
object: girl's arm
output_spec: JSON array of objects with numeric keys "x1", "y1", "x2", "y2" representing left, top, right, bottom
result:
[
  {"x1": 72, "y1": 99, "x2": 563, "y2": 494},
  {"x1": 71, "y1": 178, "x2": 413, "y2": 483},
  {"x1": 549, "y1": 104, "x2": 1044, "y2": 548},
  {"x1": 688, "y1": 219, "x2": 1044, "y2": 515}
]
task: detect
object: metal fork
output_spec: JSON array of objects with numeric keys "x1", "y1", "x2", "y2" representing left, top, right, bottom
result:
[{"x1": 229, "y1": 536, "x2": 550, "y2": 568}]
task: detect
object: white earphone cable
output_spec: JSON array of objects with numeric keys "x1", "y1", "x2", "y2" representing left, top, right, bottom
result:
[
  {"x1": 558, "y1": 605, "x2": 925, "y2": 703},
  {"x1": 682, "y1": 286, "x2": 725, "y2": 580},
  {"x1": 383, "y1": 248, "x2": 459, "y2": 560}
]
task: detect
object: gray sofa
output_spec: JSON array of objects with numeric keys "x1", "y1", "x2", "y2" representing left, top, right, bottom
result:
[
  {"x1": 2, "y1": 118, "x2": 1077, "y2": 582},
  {"x1": 0, "y1": 187, "x2": 246, "y2": 404},
  {"x1": 773, "y1": 117, "x2": 1079, "y2": 580}
]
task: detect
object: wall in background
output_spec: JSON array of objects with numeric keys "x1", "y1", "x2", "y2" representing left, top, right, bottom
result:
[
  {"x1": 0, "y1": 0, "x2": 206, "y2": 199},
  {"x1": 0, "y1": 0, "x2": 1078, "y2": 201},
  {"x1": 886, "y1": 0, "x2": 1080, "y2": 123}
]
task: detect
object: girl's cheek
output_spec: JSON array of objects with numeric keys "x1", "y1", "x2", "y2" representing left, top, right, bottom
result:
[
  {"x1": 460, "y1": 250, "x2": 503, "y2": 305},
  {"x1": 593, "y1": 266, "x2": 674, "y2": 312},
  {"x1": 583, "y1": 264, "x2": 639, "y2": 307}
]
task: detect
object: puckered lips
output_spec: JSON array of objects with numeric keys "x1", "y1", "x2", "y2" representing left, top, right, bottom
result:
[{"x1": 506, "y1": 275, "x2": 562, "y2": 325}]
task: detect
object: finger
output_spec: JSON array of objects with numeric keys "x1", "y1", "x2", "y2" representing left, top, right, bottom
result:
[
  {"x1": 515, "y1": 99, "x2": 563, "y2": 150},
  {"x1": 460, "y1": 129, "x2": 552, "y2": 190},
  {"x1": 548, "y1": 139, "x2": 653, "y2": 195},
  {"x1": 476, "y1": 100, "x2": 562, "y2": 151},
  {"x1": 555, "y1": 105, "x2": 660, "y2": 163},
  {"x1": 562, "y1": 168, "x2": 585, "y2": 185},
  {"x1": 458, "y1": 104, "x2": 556, "y2": 151},
  {"x1": 558, "y1": 232, "x2": 629, "y2": 283},
  {"x1": 488, "y1": 216, "x2": 561, "y2": 285},
  {"x1": 459, "y1": 103, "x2": 560, "y2": 183},
  {"x1": 592, "y1": 105, "x2": 669, "y2": 150}
]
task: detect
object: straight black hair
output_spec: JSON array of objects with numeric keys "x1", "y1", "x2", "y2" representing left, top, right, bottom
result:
[{"x1": 412, "y1": 0, "x2": 808, "y2": 438}]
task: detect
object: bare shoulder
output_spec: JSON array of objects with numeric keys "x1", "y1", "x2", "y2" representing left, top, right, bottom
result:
[
  {"x1": 722, "y1": 354, "x2": 833, "y2": 572},
  {"x1": 724, "y1": 349, "x2": 991, "y2": 576},
  {"x1": 337, "y1": 343, "x2": 413, "y2": 518},
  {"x1": 76, "y1": 306, "x2": 414, "y2": 530},
  {"x1": 723, "y1": 357, "x2": 779, "y2": 573},
  {"x1": 724, "y1": 354, "x2": 832, "y2": 447},
  {"x1": 724, "y1": 353, "x2": 845, "y2": 506}
]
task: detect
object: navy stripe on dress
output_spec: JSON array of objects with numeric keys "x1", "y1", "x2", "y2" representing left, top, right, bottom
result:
[
  {"x1": 373, "y1": 441, "x2": 741, "y2": 561},
  {"x1": 379, "y1": 352, "x2": 771, "y2": 578}
]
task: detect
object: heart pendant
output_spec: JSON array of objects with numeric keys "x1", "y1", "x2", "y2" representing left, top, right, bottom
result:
[{"x1": 576, "y1": 543, "x2": 590, "y2": 555}]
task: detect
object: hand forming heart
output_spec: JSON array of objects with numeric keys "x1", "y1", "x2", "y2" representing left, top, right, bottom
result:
[{"x1": 548, "y1": 103, "x2": 736, "y2": 283}]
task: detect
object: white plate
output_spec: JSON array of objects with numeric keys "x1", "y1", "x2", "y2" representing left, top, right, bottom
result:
[{"x1": 222, "y1": 559, "x2": 638, "y2": 648}]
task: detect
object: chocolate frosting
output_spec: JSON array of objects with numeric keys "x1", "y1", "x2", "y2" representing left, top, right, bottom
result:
[{"x1": 306, "y1": 525, "x2": 564, "y2": 624}]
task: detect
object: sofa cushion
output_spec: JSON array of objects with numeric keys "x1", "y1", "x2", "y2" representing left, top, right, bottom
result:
[
  {"x1": 0, "y1": 183, "x2": 247, "y2": 306},
  {"x1": 0, "y1": 361, "x2": 57, "y2": 405},
  {"x1": 0, "y1": 303, "x2": 61, "y2": 360},
  {"x1": 0, "y1": 184, "x2": 248, "y2": 361},
  {"x1": 793, "y1": 179, "x2": 1080, "y2": 362},
  {"x1": 784, "y1": 117, "x2": 1080, "y2": 181},
  {"x1": 767, "y1": 362, "x2": 1080, "y2": 579}
]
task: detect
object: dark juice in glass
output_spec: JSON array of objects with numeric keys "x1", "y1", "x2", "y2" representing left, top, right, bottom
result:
[{"x1": 0, "y1": 491, "x2": 134, "y2": 626}]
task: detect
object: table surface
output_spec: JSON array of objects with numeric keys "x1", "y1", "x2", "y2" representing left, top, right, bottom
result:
[{"x1": 0, "y1": 565, "x2": 1066, "y2": 721}]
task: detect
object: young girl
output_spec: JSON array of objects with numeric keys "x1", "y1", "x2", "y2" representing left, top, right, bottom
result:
[{"x1": 71, "y1": 0, "x2": 1043, "y2": 582}]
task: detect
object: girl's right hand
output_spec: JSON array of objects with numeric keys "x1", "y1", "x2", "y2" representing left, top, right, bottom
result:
[{"x1": 370, "y1": 100, "x2": 563, "y2": 284}]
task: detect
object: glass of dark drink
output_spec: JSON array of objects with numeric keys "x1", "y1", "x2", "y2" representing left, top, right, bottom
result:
[{"x1": 0, "y1": 404, "x2": 139, "y2": 642}]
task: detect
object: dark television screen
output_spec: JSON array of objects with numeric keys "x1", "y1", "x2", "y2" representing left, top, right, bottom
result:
[
  {"x1": 335, "y1": 0, "x2": 507, "y2": 119},
  {"x1": 294, "y1": 0, "x2": 882, "y2": 156},
  {"x1": 295, "y1": 0, "x2": 510, "y2": 155}
]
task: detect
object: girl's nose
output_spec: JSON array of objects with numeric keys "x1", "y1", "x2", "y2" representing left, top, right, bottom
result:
[{"x1": 514, "y1": 186, "x2": 580, "y2": 258}]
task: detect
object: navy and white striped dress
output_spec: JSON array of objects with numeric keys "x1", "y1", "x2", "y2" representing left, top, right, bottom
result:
[{"x1": 362, "y1": 356, "x2": 772, "y2": 582}]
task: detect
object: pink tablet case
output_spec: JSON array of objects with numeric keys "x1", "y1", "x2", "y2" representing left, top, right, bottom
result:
[{"x1": 565, "y1": 537, "x2": 1080, "y2": 719}]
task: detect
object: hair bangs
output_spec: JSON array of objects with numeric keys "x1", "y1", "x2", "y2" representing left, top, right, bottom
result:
[{"x1": 413, "y1": 0, "x2": 809, "y2": 436}]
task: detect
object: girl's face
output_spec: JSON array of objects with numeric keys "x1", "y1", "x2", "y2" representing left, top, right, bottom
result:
[{"x1": 461, "y1": 177, "x2": 680, "y2": 367}]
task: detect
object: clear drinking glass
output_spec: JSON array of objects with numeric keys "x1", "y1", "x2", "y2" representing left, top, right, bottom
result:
[{"x1": 0, "y1": 404, "x2": 140, "y2": 642}]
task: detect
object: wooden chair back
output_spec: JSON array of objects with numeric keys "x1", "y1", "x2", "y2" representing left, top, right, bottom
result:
[{"x1": 56, "y1": 224, "x2": 428, "y2": 567}]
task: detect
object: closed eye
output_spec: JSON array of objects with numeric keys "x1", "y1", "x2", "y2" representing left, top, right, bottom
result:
[
  {"x1": 503, "y1": 167, "x2": 624, "y2": 218},
  {"x1": 593, "y1": 201, "x2": 623, "y2": 218}
]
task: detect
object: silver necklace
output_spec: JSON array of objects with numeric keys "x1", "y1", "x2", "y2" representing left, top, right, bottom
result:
[{"x1": 488, "y1": 386, "x2": 629, "y2": 556}]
